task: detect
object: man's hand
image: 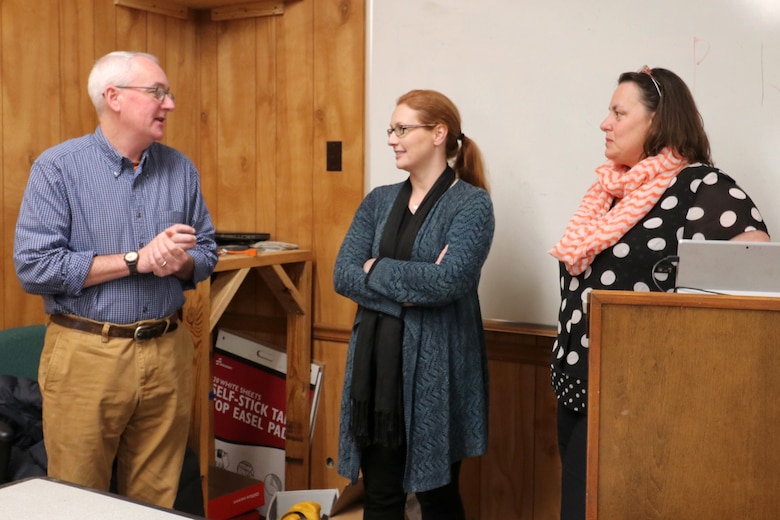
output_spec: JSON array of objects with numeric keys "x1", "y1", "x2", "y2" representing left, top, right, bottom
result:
[{"x1": 141, "y1": 224, "x2": 197, "y2": 276}]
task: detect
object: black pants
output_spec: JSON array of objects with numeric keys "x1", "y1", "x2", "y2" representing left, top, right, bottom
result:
[
  {"x1": 557, "y1": 405, "x2": 587, "y2": 520},
  {"x1": 361, "y1": 444, "x2": 465, "y2": 520}
]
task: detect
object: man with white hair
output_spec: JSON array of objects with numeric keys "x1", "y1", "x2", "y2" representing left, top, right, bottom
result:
[{"x1": 14, "y1": 51, "x2": 217, "y2": 508}]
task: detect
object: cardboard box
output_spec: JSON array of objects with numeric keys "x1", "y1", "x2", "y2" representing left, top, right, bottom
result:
[
  {"x1": 212, "y1": 329, "x2": 323, "y2": 517},
  {"x1": 330, "y1": 479, "x2": 365, "y2": 520},
  {"x1": 266, "y1": 489, "x2": 338, "y2": 520},
  {"x1": 208, "y1": 466, "x2": 265, "y2": 520},
  {"x1": 265, "y1": 480, "x2": 364, "y2": 520}
]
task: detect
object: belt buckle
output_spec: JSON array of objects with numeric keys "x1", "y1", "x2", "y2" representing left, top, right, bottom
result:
[{"x1": 134, "y1": 324, "x2": 157, "y2": 342}]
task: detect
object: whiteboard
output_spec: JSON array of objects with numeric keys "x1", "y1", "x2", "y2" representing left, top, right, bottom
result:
[{"x1": 366, "y1": 0, "x2": 780, "y2": 326}]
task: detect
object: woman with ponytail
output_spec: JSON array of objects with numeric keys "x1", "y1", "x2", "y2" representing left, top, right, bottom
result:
[{"x1": 334, "y1": 89, "x2": 494, "y2": 520}]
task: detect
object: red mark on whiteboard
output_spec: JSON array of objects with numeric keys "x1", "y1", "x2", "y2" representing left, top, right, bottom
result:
[
  {"x1": 694, "y1": 37, "x2": 711, "y2": 65},
  {"x1": 693, "y1": 37, "x2": 711, "y2": 93}
]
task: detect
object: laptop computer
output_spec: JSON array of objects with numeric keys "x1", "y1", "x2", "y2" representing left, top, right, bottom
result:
[{"x1": 675, "y1": 239, "x2": 780, "y2": 296}]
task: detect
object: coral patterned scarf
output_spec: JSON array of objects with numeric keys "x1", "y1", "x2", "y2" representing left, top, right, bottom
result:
[{"x1": 549, "y1": 147, "x2": 687, "y2": 275}]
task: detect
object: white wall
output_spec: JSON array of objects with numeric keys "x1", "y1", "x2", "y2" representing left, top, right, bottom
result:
[{"x1": 367, "y1": 0, "x2": 780, "y2": 325}]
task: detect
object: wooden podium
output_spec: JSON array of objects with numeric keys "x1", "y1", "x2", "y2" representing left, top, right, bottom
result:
[{"x1": 587, "y1": 290, "x2": 780, "y2": 519}]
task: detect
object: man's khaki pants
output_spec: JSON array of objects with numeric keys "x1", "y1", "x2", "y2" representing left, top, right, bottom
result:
[{"x1": 39, "y1": 319, "x2": 193, "y2": 508}]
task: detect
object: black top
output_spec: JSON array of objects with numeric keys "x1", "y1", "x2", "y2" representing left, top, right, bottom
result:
[{"x1": 551, "y1": 164, "x2": 769, "y2": 412}]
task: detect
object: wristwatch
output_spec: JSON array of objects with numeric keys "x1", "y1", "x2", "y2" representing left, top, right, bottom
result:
[{"x1": 124, "y1": 251, "x2": 139, "y2": 276}]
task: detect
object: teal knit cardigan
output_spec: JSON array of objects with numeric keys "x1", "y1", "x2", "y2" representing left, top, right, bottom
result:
[{"x1": 333, "y1": 177, "x2": 495, "y2": 492}]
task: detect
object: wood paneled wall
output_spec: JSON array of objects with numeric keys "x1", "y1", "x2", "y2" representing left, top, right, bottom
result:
[
  {"x1": 0, "y1": 0, "x2": 363, "y2": 330},
  {"x1": 1, "y1": 1, "x2": 562, "y2": 517},
  {"x1": 311, "y1": 325, "x2": 562, "y2": 519}
]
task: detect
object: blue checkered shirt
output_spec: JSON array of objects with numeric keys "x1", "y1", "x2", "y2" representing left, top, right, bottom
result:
[{"x1": 14, "y1": 127, "x2": 218, "y2": 324}]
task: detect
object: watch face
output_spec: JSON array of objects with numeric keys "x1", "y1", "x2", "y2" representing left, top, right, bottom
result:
[{"x1": 125, "y1": 251, "x2": 139, "y2": 263}]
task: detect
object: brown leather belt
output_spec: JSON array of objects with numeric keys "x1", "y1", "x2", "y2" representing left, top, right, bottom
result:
[{"x1": 50, "y1": 313, "x2": 178, "y2": 341}]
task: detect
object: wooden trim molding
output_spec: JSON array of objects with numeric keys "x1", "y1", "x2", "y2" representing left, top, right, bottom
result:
[
  {"x1": 483, "y1": 319, "x2": 555, "y2": 365},
  {"x1": 314, "y1": 319, "x2": 556, "y2": 366},
  {"x1": 315, "y1": 322, "x2": 352, "y2": 344},
  {"x1": 114, "y1": 0, "x2": 190, "y2": 19},
  {"x1": 483, "y1": 319, "x2": 556, "y2": 338},
  {"x1": 115, "y1": 0, "x2": 291, "y2": 20},
  {"x1": 211, "y1": 1, "x2": 285, "y2": 20}
]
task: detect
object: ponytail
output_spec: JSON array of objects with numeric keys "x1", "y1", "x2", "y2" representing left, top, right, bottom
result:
[{"x1": 453, "y1": 134, "x2": 489, "y2": 192}]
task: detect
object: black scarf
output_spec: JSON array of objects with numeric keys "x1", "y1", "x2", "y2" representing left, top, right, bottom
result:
[{"x1": 349, "y1": 167, "x2": 456, "y2": 448}]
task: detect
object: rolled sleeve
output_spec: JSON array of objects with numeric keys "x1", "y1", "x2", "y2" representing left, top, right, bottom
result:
[{"x1": 14, "y1": 128, "x2": 218, "y2": 322}]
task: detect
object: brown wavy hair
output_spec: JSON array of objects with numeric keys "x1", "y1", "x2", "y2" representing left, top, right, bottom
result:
[
  {"x1": 618, "y1": 67, "x2": 712, "y2": 165},
  {"x1": 396, "y1": 89, "x2": 489, "y2": 191}
]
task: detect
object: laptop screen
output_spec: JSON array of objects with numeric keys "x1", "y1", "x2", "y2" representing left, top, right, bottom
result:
[{"x1": 675, "y1": 239, "x2": 780, "y2": 296}]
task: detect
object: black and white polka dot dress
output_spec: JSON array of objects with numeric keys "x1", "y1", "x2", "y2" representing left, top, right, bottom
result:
[{"x1": 551, "y1": 164, "x2": 769, "y2": 413}]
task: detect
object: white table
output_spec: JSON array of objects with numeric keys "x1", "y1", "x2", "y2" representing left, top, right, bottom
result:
[{"x1": 0, "y1": 478, "x2": 204, "y2": 519}]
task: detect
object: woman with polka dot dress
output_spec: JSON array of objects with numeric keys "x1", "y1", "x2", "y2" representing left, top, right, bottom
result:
[{"x1": 548, "y1": 66, "x2": 770, "y2": 520}]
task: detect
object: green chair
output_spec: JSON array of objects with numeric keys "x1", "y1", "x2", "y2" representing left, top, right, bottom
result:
[{"x1": 0, "y1": 324, "x2": 46, "y2": 381}]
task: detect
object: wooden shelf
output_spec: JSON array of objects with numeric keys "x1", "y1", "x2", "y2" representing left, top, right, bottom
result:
[
  {"x1": 182, "y1": 250, "x2": 314, "y2": 515},
  {"x1": 114, "y1": 0, "x2": 288, "y2": 21}
]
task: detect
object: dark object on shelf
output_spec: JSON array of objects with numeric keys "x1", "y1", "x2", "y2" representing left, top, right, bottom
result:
[{"x1": 215, "y1": 232, "x2": 270, "y2": 245}]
